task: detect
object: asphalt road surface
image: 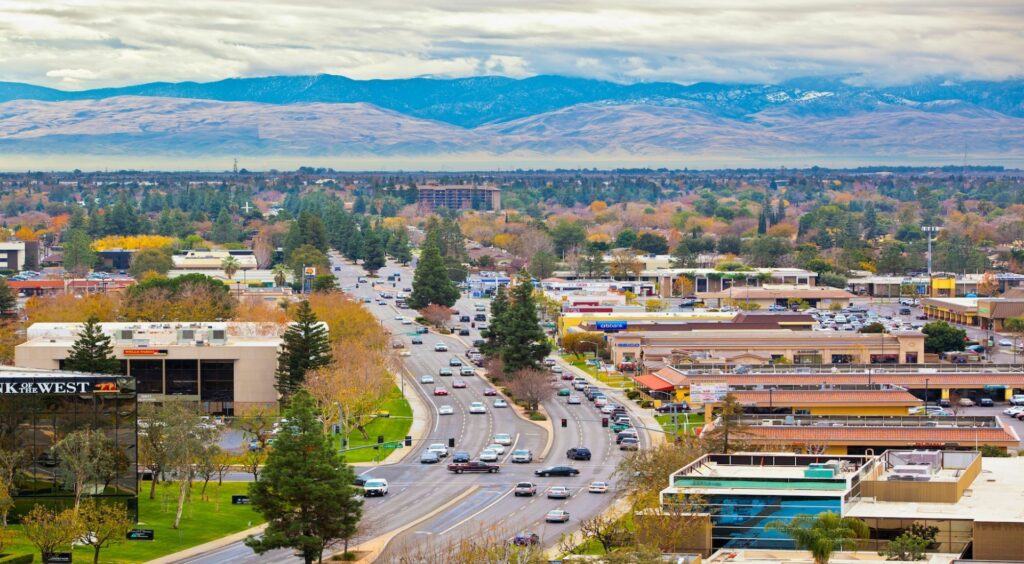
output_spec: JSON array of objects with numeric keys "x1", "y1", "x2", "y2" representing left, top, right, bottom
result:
[{"x1": 183, "y1": 256, "x2": 638, "y2": 563}]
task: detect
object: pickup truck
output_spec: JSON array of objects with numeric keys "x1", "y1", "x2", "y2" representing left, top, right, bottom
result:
[{"x1": 447, "y1": 461, "x2": 500, "y2": 474}]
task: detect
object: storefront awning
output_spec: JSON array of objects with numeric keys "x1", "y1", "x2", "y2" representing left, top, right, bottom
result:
[{"x1": 634, "y1": 374, "x2": 674, "y2": 392}]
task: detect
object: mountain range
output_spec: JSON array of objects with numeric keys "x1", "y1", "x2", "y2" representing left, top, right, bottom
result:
[{"x1": 0, "y1": 74, "x2": 1022, "y2": 165}]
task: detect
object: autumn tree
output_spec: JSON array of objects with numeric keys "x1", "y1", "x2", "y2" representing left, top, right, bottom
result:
[
  {"x1": 21, "y1": 505, "x2": 83, "y2": 562},
  {"x1": 609, "y1": 250, "x2": 644, "y2": 280},
  {"x1": 505, "y1": 368, "x2": 554, "y2": 413},
  {"x1": 26, "y1": 293, "x2": 121, "y2": 323},
  {"x1": 79, "y1": 498, "x2": 134, "y2": 564},
  {"x1": 978, "y1": 271, "x2": 999, "y2": 297},
  {"x1": 304, "y1": 339, "x2": 394, "y2": 440},
  {"x1": 561, "y1": 332, "x2": 605, "y2": 359},
  {"x1": 129, "y1": 247, "x2": 173, "y2": 278},
  {"x1": 420, "y1": 304, "x2": 452, "y2": 328}
]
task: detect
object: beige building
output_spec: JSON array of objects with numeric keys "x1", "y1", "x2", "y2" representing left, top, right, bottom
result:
[
  {"x1": 699, "y1": 285, "x2": 855, "y2": 309},
  {"x1": 172, "y1": 250, "x2": 258, "y2": 270},
  {"x1": 15, "y1": 322, "x2": 286, "y2": 414},
  {"x1": 607, "y1": 329, "x2": 925, "y2": 366}
]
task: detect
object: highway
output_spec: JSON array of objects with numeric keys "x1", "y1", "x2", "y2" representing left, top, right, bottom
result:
[{"x1": 180, "y1": 255, "x2": 642, "y2": 563}]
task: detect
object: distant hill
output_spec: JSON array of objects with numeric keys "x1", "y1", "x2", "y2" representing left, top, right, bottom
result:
[{"x1": 0, "y1": 74, "x2": 1022, "y2": 163}]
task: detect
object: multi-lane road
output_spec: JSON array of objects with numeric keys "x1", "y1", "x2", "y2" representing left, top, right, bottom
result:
[{"x1": 181, "y1": 255, "x2": 641, "y2": 563}]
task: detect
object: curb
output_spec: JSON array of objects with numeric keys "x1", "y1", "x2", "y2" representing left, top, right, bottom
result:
[
  {"x1": 345, "y1": 485, "x2": 481, "y2": 563},
  {"x1": 544, "y1": 496, "x2": 632, "y2": 560},
  {"x1": 145, "y1": 523, "x2": 267, "y2": 564},
  {"x1": 353, "y1": 369, "x2": 431, "y2": 467}
]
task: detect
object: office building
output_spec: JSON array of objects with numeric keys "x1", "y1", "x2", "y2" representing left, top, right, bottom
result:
[{"x1": 417, "y1": 184, "x2": 501, "y2": 211}]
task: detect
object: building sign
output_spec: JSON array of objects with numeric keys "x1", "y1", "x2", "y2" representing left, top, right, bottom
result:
[
  {"x1": 0, "y1": 378, "x2": 120, "y2": 395},
  {"x1": 615, "y1": 343, "x2": 641, "y2": 348},
  {"x1": 43, "y1": 553, "x2": 73, "y2": 564},
  {"x1": 691, "y1": 382, "x2": 729, "y2": 403},
  {"x1": 231, "y1": 495, "x2": 251, "y2": 505},
  {"x1": 123, "y1": 348, "x2": 168, "y2": 357},
  {"x1": 303, "y1": 267, "x2": 317, "y2": 276},
  {"x1": 595, "y1": 320, "x2": 627, "y2": 330},
  {"x1": 127, "y1": 529, "x2": 155, "y2": 541}
]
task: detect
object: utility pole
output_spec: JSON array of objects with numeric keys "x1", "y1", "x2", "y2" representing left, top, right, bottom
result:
[{"x1": 923, "y1": 226, "x2": 941, "y2": 276}]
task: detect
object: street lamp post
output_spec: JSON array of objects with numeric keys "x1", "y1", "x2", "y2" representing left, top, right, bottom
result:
[{"x1": 923, "y1": 226, "x2": 941, "y2": 276}]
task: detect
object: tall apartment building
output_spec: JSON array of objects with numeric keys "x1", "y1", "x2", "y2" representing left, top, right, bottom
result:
[{"x1": 417, "y1": 184, "x2": 501, "y2": 212}]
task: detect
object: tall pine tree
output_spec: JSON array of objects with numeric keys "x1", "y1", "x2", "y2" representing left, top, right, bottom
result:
[
  {"x1": 64, "y1": 316, "x2": 121, "y2": 374},
  {"x1": 245, "y1": 390, "x2": 362, "y2": 564},
  {"x1": 407, "y1": 239, "x2": 460, "y2": 309},
  {"x1": 496, "y1": 271, "x2": 551, "y2": 374},
  {"x1": 361, "y1": 226, "x2": 387, "y2": 274},
  {"x1": 481, "y1": 285, "x2": 509, "y2": 358},
  {"x1": 275, "y1": 301, "x2": 332, "y2": 399},
  {"x1": 387, "y1": 227, "x2": 413, "y2": 264}
]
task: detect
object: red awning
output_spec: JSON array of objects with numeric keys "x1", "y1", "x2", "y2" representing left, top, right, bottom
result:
[{"x1": 633, "y1": 374, "x2": 674, "y2": 392}]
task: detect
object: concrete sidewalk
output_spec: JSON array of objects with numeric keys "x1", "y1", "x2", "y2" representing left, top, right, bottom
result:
[{"x1": 556, "y1": 356, "x2": 665, "y2": 447}]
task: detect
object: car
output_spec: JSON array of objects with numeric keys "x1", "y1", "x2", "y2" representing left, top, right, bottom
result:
[
  {"x1": 493, "y1": 398, "x2": 508, "y2": 408},
  {"x1": 485, "y1": 443, "x2": 506, "y2": 455},
  {"x1": 420, "y1": 451, "x2": 440, "y2": 464},
  {"x1": 449, "y1": 356, "x2": 463, "y2": 367},
  {"x1": 543, "y1": 358, "x2": 557, "y2": 367},
  {"x1": 1003, "y1": 405, "x2": 1024, "y2": 416},
  {"x1": 616, "y1": 431, "x2": 638, "y2": 444},
  {"x1": 391, "y1": 340, "x2": 405, "y2": 349},
  {"x1": 550, "y1": 365, "x2": 564, "y2": 375},
  {"x1": 545, "y1": 509, "x2": 571, "y2": 523},
  {"x1": 439, "y1": 404, "x2": 454, "y2": 415},
  {"x1": 416, "y1": 326, "x2": 429, "y2": 334},
  {"x1": 899, "y1": 307, "x2": 912, "y2": 315},
  {"x1": 469, "y1": 402, "x2": 487, "y2": 414},
  {"x1": 459, "y1": 315, "x2": 471, "y2": 323},
  {"x1": 460, "y1": 367, "x2": 475, "y2": 377},
  {"x1": 546, "y1": 486, "x2": 571, "y2": 499},
  {"x1": 458, "y1": 327, "x2": 471, "y2": 336},
  {"x1": 474, "y1": 313, "x2": 487, "y2": 322},
  {"x1": 567, "y1": 395, "x2": 581, "y2": 405},
  {"x1": 377, "y1": 300, "x2": 386, "y2": 305},
  {"x1": 363, "y1": 479, "x2": 389, "y2": 497},
  {"x1": 619, "y1": 437, "x2": 640, "y2": 451},
  {"x1": 479, "y1": 448, "x2": 499, "y2": 462},
  {"x1": 420, "y1": 374, "x2": 435, "y2": 384},
  {"x1": 511, "y1": 532, "x2": 540, "y2": 546},
  {"x1": 588, "y1": 481, "x2": 609, "y2": 494},
  {"x1": 493, "y1": 433, "x2": 513, "y2": 446},
  {"x1": 566, "y1": 447, "x2": 591, "y2": 461},
  {"x1": 610, "y1": 421, "x2": 631, "y2": 432},
  {"x1": 451, "y1": 451, "x2": 471, "y2": 463},
  {"x1": 433, "y1": 387, "x2": 449, "y2": 396},
  {"x1": 557, "y1": 388, "x2": 571, "y2": 397},
  {"x1": 427, "y1": 443, "x2": 449, "y2": 458},
  {"x1": 511, "y1": 449, "x2": 533, "y2": 463},
  {"x1": 594, "y1": 397, "x2": 609, "y2": 408},
  {"x1": 979, "y1": 397, "x2": 994, "y2": 407},
  {"x1": 958, "y1": 397, "x2": 975, "y2": 407},
  {"x1": 357, "y1": 277, "x2": 368, "y2": 283},
  {"x1": 656, "y1": 402, "x2": 691, "y2": 413},
  {"x1": 448, "y1": 461, "x2": 500, "y2": 474},
  {"x1": 399, "y1": 350, "x2": 412, "y2": 357},
  {"x1": 434, "y1": 343, "x2": 449, "y2": 352},
  {"x1": 411, "y1": 337, "x2": 423, "y2": 345},
  {"x1": 483, "y1": 388, "x2": 497, "y2": 396},
  {"x1": 514, "y1": 481, "x2": 537, "y2": 496},
  {"x1": 534, "y1": 466, "x2": 580, "y2": 477},
  {"x1": 1011, "y1": 395, "x2": 1024, "y2": 406},
  {"x1": 401, "y1": 318, "x2": 413, "y2": 325},
  {"x1": 452, "y1": 379, "x2": 467, "y2": 389}
]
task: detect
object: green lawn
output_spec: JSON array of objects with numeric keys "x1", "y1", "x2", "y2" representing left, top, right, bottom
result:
[
  {"x1": 340, "y1": 385, "x2": 413, "y2": 463},
  {"x1": 3, "y1": 481, "x2": 263, "y2": 563},
  {"x1": 655, "y1": 413, "x2": 705, "y2": 437},
  {"x1": 569, "y1": 358, "x2": 630, "y2": 389}
]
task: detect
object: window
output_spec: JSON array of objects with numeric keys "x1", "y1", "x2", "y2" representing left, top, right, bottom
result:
[
  {"x1": 200, "y1": 361, "x2": 234, "y2": 402},
  {"x1": 165, "y1": 360, "x2": 198, "y2": 395},
  {"x1": 130, "y1": 360, "x2": 163, "y2": 394}
]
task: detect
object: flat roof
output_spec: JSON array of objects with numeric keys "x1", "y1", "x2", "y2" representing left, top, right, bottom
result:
[
  {"x1": 654, "y1": 367, "x2": 1024, "y2": 389},
  {"x1": 737, "y1": 423, "x2": 1019, "y2": 447},
  {"x1": 21, "y1": 322, "x2": 286, "y2": 347},
  {"x1": 847, "y1": 457, "x2": 1024, "y2": 522},
  {"x1": 701, "y1": 287, "x2": 856, "y2": 299},
  {"x1": 726, "y1": 389, "x2": 922, "y2": 406}
]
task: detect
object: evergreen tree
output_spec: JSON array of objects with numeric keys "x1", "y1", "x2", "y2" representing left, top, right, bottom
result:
[
  {"x1": 361, "y1": 227, "x2": 387, "y2": 274},
  {"x1": 211, "y1": 208, "x2": 238, "y2": 243},
  {"x1": 757, "y1": 207, "x2": 768, "y2": 234},
  {"x1": 670, "y1": 241, "x2": 694, "y2": 268},
  {"x1": 245, "y1": 390, "x2": 362, "y2": 564},
  {"x1": 776, "y1": 197, "x2": 786, "y2": 222},
  {"x1": 63, "y1": 228, "x2": 96, "y2": 274},
  {"x1": 275, "y1": 301, "x2": 332, "y2": 399},
  {"x1": 343, "y1": 228, "x2": 363, "y2": 262},
  {"x1": 407, "y1": 239, "x2": 460, "y2": 309},
  {"x1": 387, "y1": 227, "x2": 413, "y2": 264},
  {"x1": 0, "y1": 279, "x2": 15, "y2": 316},
  {"x1": 496, "y1": 271, "x2": 550, "y2": 373},
  {"x1": 64, "y1": 316, "x2": 121, "y2": 374},
  {"x1": 481, "y1": 285, "x2": 509, "y2": 358}
]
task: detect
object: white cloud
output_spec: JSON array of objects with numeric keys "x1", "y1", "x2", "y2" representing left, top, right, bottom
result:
[{"x1": 0, "y1": 0, "x2": 1021, "y2": 89}]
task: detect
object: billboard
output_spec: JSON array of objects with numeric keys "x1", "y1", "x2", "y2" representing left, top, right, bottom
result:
[
  {"x1": 690, "y1": 381, "x2": 729, "y2": 403},
  {"x1": 595, "y1": 320, "x2": 627, "y2": 331}
]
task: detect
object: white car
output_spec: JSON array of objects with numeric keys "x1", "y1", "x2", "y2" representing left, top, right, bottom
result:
[
  {"x1": 493, "y1": 399, "x2": 508, "y2": 408},
  {"x1": 363, "y1": 478, "x2": 389, "y2": 497},
  {"x1": 588, "y1": 481, "x2": 609, "y2": 494},
  {"x1": 494, "y1": 433, "x2": 513, "y2": 446},
  {"x1": 394, "y1": 315, "x2": 405, "y2": 321},
  {"x1": 434, "y1": 343, "x2": 449, "y2": 352},
  {"x1": 439, "y1": 405, "x2": 454, "y2": 415},
  {"x1": 999, "y1": 338, "x2": 1014, "y2": 347},
  {"x1": 427, "y1": 443, "x2": 449, "y2": 458},
  {"x1": 1003, "y1": 405, "x2": 1024, "y2": 416},
  {"x1": 401, "y1": 318, "x2": 413, "y2": 325},
  {"x1": 485, "y1": 443, "x2": 506, "y2": 455},
  {"x1": 479, "y1": 448, "x2": 499, "y2": 462},
  {"x1": 469, "y1": 402, "x2": 486, "y2": 414},
  {"x1": 420, "y1": 374, "x2": 435, "y2": 384}
]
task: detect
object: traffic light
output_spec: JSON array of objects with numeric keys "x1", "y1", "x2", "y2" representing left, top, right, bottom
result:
[
  {"x1": 377, "y1": 435, "x2": 384, "y2": 444},
  {"x1": 601, "y1": 417, "x2": 609, "y2": 428},
  {"x1": 405, "y1": 435, "x2": 413, "y2": 447},
  {"x1": 448, "y1": 437, "x2": 455, "y2": 448},
  {"x1": 561, "y1": 418, "x2": 567, "y2": 428}
]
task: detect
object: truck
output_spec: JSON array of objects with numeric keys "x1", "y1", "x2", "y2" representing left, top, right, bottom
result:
[{"x1": 447, "y1": 461, "x2": 500, "y2": 474}]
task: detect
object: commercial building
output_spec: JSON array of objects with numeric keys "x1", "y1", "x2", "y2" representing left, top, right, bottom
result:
[
  {"x1": 848, "y1": 272, "x2": 1024, "y2": 298},
  {"x1": 0, "y1": 367, "x2": 137, "y2": 520},
  {"x1": 15, "y1": 322, "x2": 286, "y2": 414},
  {"x1": 580, "y1": 312, "x2": 816, "y2": 335},
  {"x1": 417, "y1": 184, "x2": 501, "y2": 212},
  {"x1": 698, "y1": 286, "x2": 855, "y2": 310},
  {"x1": 920, "y1": 296, "x2": 1024, "y2": 331},
  {"x1": 607, "y1": 329, "x2": 925, "y2": 366},
  {"x1": 710, "y1": 388, "x2": 923, "y2": 417},
  {"x1": 658, "y1": 450, "x2": 1024, "y2": 560},
  {"x1": 700, "y1": 414, "x2": 1019, "y2": 455},
  {"x1": 552, "y1": 266, "x2": 820, "y2": 299},
  {"x1": 172, "y1": 249, "x2": 258, "y2": 271},
  {"x1": 6, "y1": 278, "x2": 135, "y2": 296},
  {"x1": 558, "y1": 311, "x2": 734, "y2": 338},
  {"x1": 0, "y1": 240, "x2": 39, "y2": 272}
]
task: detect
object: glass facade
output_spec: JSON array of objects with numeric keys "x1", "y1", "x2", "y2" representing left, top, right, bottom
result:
[
  {"x1": 0, "y1": 375, "x2": 137, "y2": 521},
  {"x1": 685, "y1": 494, "x2": 843, "y2": 549},
  {"x1": 860, "y1": 518, "x2": 973, "y2": 555}
]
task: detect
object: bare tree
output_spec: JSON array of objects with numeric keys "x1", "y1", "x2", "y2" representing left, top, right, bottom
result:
[
  {"x1": 54, "y1": 429, "x2": 118, "y2": 509},
  {"x1": 242, "y1": 448, "x2": 267, "y2": 482},
  {"x1": 505, "y1": 368, "x2": 554, "y2": 413},
  {"x1": 165, "y1": 402, "x2": 219, "y2": 529},
  {"x1": 213, "y1": 449, "x2": 234, "y2": 486},
  {"x1": 578, "y1": 512, "x2": 633, "y2": 553},
  {"x1": 420, "y1": 304, "x2": 452, "y2": 328}
]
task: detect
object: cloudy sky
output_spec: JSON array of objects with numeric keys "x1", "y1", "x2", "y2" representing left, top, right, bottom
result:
[{"x1": 1, "y1": 0, "x2": 1022, "y2": 89}]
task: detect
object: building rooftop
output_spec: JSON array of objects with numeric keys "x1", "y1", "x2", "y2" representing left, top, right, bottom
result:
[
  {"x1": 726, "y1": 389, "x2": 922, "y2": 406},
  {"x1": 652, "y1": 366, "x2": 1024, "y2": 389},
  {"x1": 22, "y1": 321, "x2": 287, "y2": 347},
  {"x1": 700, "y1": 286, "x2": 856, "y2": 300}
]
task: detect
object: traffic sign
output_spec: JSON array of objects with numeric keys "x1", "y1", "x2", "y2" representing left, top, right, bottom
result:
[{"x1": 382, "y1": 442, "x2": 402, "y2": 449}]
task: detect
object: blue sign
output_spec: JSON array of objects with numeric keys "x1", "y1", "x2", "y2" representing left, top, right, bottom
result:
[
  {"x1": 916, "y1": 285, "x2": 927, "y2": 295},
  {"x1": 595, "y1": 321, "x2": 627, "y2": 331}
]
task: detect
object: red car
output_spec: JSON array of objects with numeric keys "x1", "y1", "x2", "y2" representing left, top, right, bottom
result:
[
  {"x1": 433, "y1": 387, "x2": 449, "y2": 396},
  {"x1": 483, "y1": 388, "x2": 497, "y2": 396}
]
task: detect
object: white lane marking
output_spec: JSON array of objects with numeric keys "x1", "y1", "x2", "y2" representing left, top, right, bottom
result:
[
  {"x1": 500, "y1": 433, "x2": 520, "y2": 464},
  {"x1": 437, "y1": 487, "x2": 515, "y2": 536}
]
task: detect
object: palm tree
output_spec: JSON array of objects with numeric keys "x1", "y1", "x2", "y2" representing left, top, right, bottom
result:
[
  {"x1": 272, "y1": 264, "x2": 289, "y2": 288},
  {"x1": 221, "y1": 255, "x2": 240, "y2": 281},
  {"x1": 767, "y1": 512, "x2": 869, "y2": 564}
]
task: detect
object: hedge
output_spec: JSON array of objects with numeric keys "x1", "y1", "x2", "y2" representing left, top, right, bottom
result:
[{"x1": 0, "y1": 553, "x2": 34, "y2": 564}]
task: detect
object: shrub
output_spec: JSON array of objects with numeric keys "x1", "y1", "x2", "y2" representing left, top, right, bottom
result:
[
  {"x1": 639, "y1": 400, "x2": 654, "y2": 409},
  {"x1": 625, "y1": 390, "x2": 641, "y2": 400},
  {"x1": 529, "y1": 412, "x2": 547, "y2": 421},
  {"x1": 0, "y1": 554, "x2": 34, "y2": 564}
]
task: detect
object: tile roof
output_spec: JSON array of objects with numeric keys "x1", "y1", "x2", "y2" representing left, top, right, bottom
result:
[
  {"x1": 728, "y1": 389, "x2": 921, "y2": 405},
  {"x1": 742, "y1": 425, "x2": 1019, "y2": 446},
  {"x1": 634, "y1": 374, "x2": 674, "y2": 392},
  {"x1": 652, "y1": 367, "x2": 1024, "y2": 388}
]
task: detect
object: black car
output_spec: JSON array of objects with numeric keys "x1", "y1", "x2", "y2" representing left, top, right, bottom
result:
[
  {"x1": 566, "y1": 447, "x2": 591, "y2": 461},
  {"x1": 352, "y1": 476, "x2": 367, "y2": 488},
  {"x1": 411, "y1": 337, "x2": 423, "y2": 344},
  {"x1": 979, "y1": 397, "x2": 994, "y2": 407},
  {"x1": 416, "y1": 326, "x2": 429, "y2": 334},
  {"x1": 451, "y1": 451, "x2": 471, "y2": 463},
  {"x1": 459, "y1": 327, "x2": 471, "y2": 336},
  {"x1": 656, "y1": 402, "x2": 690, "y2": 414},
  {"x1": 472, "y1": 339, "x2": 485, "y2": 347},
  {"x1": 534, "y1": 465, "x2": 580, "y2": 477},
  {"x1": 460, "y1": 315, "x2": 471, "y2": 323}
]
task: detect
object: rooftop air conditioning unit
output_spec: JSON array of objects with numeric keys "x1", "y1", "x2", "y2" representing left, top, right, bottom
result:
[
  {"x1": 117, "y1": 329, "x2": 134, "y2": 341},
  {"x1": 209, "y1": 329, "x2": 227, "y2": 344},
  {"x1": 177, "y1": 328, "x2": 196, "y2": 343}
]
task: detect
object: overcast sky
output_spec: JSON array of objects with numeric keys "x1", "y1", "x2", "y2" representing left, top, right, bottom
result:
[{"x1": 1, "y1": 0, "x2": 1022, "y2": 89}]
